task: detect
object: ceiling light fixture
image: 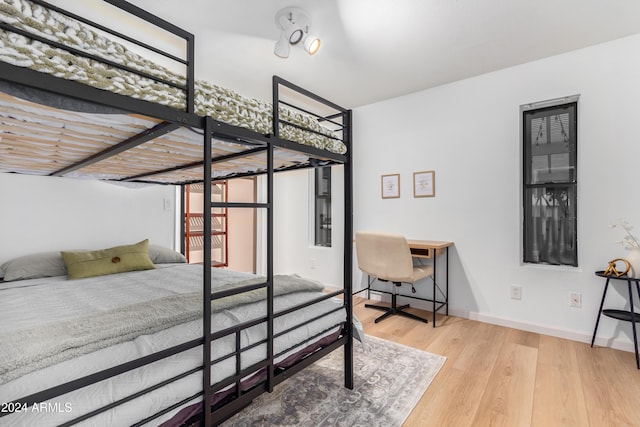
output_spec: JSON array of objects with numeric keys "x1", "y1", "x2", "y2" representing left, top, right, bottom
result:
[{"x1": 274, "y1": 7, "x2": 321, "y2": 58}]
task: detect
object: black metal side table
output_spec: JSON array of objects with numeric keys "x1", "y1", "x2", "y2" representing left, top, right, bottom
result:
[{"x1": 591, "y1": 271, "x2": 640, "y2": 369}]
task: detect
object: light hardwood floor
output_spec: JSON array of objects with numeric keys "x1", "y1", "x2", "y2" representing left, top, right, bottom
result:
[{"x1": 353, "y1": 296, "x2": 640, "y2": 427}]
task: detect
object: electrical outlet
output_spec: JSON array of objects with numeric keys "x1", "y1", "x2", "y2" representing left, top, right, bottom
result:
[
  {"x1": 310, "y1": 258, "x2": 316, "y2": 269},
  {"x1": 510, "y1": 285, "x2": 522, "y2": 300},
  {"x1": 570, "y1": 292, "x2": 582, "y2": 308}
]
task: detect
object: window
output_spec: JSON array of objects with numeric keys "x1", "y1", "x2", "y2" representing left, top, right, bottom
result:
[
  {"x1": 522, "y1": 97, "x2": 578, "y2": 266},
  {"x1": 314, "y1": 166, "x2": 331, "y2": 247}
]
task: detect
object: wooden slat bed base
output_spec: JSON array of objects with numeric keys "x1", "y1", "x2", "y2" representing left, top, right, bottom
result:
[{"x1": 0, "y1": 91, "x2": 312, "y2": 182}]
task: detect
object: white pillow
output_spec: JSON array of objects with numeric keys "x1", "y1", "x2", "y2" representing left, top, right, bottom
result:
[
  {"x1": 1, "y1": 251, "x2": 68, "y2": 282},
  {"x1": 148, "y1": 244, "x2": 187, "y2": 264}
]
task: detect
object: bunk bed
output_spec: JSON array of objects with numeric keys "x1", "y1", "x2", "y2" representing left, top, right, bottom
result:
[{"x1": 0, "y1": 0, "x2": 354, "y2": 426}]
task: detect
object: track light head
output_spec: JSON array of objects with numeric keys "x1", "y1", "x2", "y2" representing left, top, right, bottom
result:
[
  {"x1": 303, "y1": 33, "x2": 320, "y2": 55},
  {"x1": 278, "y1": 15, "x2": 304, "y2": 45},
  {"x1": 274, "y1": 31, "x2": 291, "y2": 58}
]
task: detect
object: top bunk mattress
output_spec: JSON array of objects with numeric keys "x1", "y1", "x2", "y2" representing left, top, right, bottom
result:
[{"x1": 0, "y1": 0, "x2": 347, "y2": 155}]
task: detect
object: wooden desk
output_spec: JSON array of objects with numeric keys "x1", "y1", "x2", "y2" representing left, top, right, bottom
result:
[
  {"x1": 407, "y1": 240, "x2": 453, "y2": 327},
  {"x1": 407, "y1": 239, "x2": 452, "y2": 258}
]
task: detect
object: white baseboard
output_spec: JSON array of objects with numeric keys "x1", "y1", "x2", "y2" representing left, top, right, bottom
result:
[
  {"x1": 452, "y1": 308, "x2": 636, "y2": 354},
  {"x1": 349, "y1": 288, "x2": 637, "y2": 354}
]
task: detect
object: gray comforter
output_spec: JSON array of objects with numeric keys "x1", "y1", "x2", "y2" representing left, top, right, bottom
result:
[{"x1": 0, "y1": 265, "x2": 324, "y2": 384}]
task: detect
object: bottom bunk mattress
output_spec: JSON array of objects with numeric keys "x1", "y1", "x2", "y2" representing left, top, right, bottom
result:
[{"x1": 0, "y1": 263, "x2": 347, "y2": 426}]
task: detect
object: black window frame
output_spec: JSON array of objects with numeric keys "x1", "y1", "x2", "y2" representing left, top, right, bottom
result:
[
  {"x1": 522, "y1": 96, "x2": 578, "y2": 267},
  {"x1": 314, "y1": 166, "x2": 332, "y2": 247}
]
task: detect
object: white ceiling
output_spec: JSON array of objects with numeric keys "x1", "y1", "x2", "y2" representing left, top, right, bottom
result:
[{"x1": 123, "y1": 0, "x2": 640, "y2": 109}]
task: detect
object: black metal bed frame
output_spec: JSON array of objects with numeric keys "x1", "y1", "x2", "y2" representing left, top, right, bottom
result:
[{"x1": 0, "y1": 0, "x2": 353, "y2": 425}]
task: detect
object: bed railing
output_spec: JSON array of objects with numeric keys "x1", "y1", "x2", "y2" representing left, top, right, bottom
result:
[{"x1": 272, "y1": 75, "x2": 351, "y2": 162}]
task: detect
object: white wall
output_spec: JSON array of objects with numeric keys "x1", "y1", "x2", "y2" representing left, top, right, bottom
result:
[
  {"x1": 0, "y1": 173, "x2": 176, "y2": 264},
  {"x1": 350, "y1": 34, "x2": 640, "y2": 351}
]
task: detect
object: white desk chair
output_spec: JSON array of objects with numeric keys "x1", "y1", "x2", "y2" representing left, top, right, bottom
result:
[{"x1": 355, "y1": 231, "x2": 433, "y2": 323}]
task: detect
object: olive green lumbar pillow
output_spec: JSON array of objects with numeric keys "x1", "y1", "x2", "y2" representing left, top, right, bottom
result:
[{"x1": 61, "y1": 239, "x2": 155, "y2": 280}]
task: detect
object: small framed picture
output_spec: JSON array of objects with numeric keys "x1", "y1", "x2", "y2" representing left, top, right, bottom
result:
[
  {"x1": 413, "y1": 170, "x2": 435, "y2": 197},
  {"x1": 381, "y1": 173, "x2": 400, "y2": 199}
]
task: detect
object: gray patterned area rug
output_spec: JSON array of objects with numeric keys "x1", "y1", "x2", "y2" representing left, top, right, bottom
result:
[{"x1": 221, "y1": 335, "x2": 446, "y2": 427}]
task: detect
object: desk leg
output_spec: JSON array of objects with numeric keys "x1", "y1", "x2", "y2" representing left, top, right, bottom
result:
[
  {"x1": 628, "y1": 279, "x2": 640, "y2": 369},
  {"x1": 636, "y1": 281, "x2": 640, "y2": 368},
  {"x1": 591, "y1": 277, "x2": 610, "y2": 347},
  {"x1": 446, "y1": 247, "x2": 449, "y2": 316},
  {"x1": 432, "y1": 251, "x2": 437, "y2": 327}
]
